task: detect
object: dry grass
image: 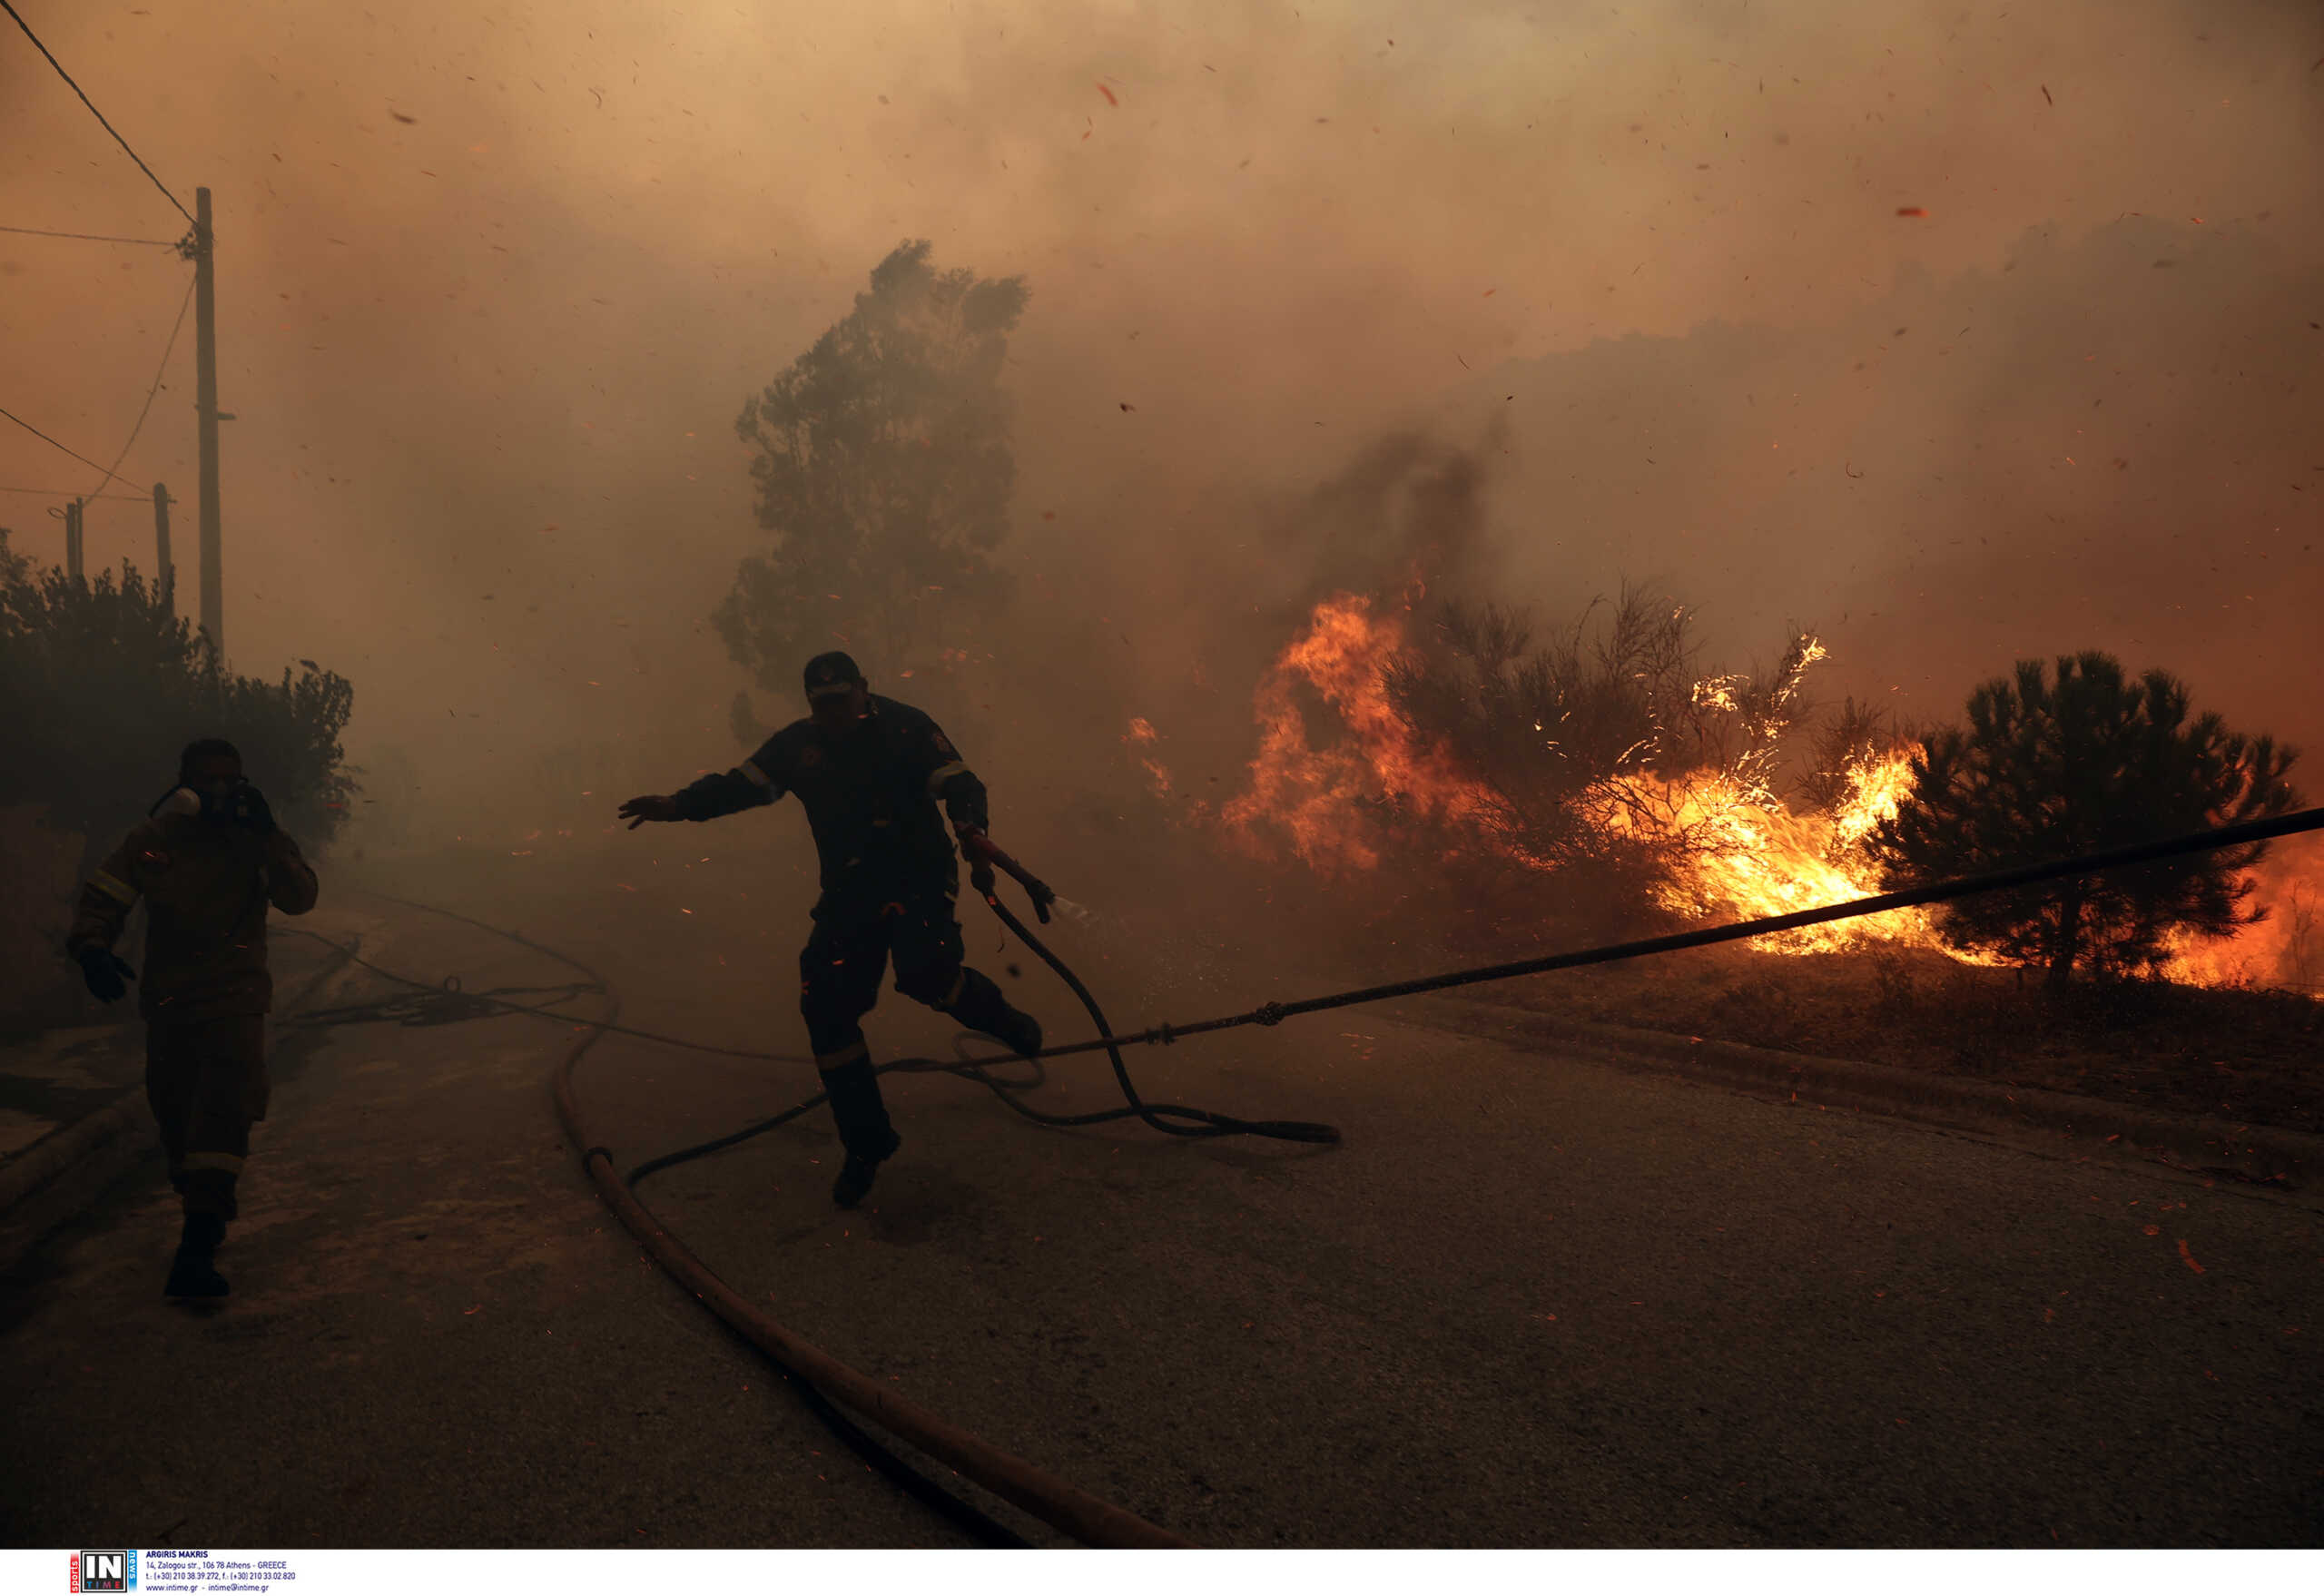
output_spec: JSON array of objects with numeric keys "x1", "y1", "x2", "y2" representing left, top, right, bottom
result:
[{"x1": 1483, "y1": 939, "x2": 2324, "y2": 1136}]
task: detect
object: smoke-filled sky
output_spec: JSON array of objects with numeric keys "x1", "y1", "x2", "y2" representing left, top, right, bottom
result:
[{"x1": 4, "y1": 0, "x2": 2319, "y2": 830}]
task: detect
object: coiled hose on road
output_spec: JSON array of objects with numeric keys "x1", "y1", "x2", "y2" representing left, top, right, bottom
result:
[{"x1": 282, "y1": 803, "x2": 2324, "y2": 1548}]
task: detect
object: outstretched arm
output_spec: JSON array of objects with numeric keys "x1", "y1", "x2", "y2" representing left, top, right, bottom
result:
[{"x1": 621, "y1": 743, "x2": 786, "y2": 828}]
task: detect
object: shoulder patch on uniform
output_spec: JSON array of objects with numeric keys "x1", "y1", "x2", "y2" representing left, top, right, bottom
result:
[{"x1": 931, "y1": 730, "x2": 957, "y2": 758}]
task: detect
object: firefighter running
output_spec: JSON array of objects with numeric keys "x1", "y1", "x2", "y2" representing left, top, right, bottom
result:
[
  {"x1": 65, "y1": 738, "x2": 321, "y2": 1299},
  {"x1": 619, "y1": 652, "x2": 1043, "y2": 1208}
]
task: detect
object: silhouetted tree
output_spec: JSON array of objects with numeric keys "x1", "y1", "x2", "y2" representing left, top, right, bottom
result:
[
  {"x1": 716, "y1": 240, "x2": 1029, "y2": 688},
  {"x1": 0, "y1": 545, "x2": 357, "y2": 870},
  {"x1": 1866, "y1": 652, "x2": 2301, "y2": 988}
]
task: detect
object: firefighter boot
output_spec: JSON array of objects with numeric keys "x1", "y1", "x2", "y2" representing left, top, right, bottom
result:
[
  {"x1": 822, "y1": 1060, "x2": 901, "y2": 1208},
  {"x1": 164, "y1": 1212, "x2": 230, "y2": 1299},
  {"x1": 949, "y1": 968, "x2": 1044, "y2": 1059}
]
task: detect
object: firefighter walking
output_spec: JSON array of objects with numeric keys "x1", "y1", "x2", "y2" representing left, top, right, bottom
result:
[
  {"x1": 66, "y1": 738, "x2": 320, "y2": 1299},
  {"x1": 620, "y1": 652, "x2": 1043, "y2": 1207}
]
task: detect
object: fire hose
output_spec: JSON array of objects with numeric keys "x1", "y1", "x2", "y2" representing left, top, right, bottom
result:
[{"x1": 286, "y1": 802, "x2": 2324, "y2": 1548}]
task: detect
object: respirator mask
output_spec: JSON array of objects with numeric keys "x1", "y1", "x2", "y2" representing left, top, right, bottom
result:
[{"x1": 150, "y1": 776, "x2": 249, "y2": 824}]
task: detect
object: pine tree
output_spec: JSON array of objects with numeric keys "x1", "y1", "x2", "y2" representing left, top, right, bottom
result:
[{"x1": 1866, "y1": 652, "x2": 2301, "y2": 986}]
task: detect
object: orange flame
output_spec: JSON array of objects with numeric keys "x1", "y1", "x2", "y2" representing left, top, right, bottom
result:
[
  {"x1": 2161, "y1": 833, "x2": 2324, "y2": 994},
  {"x1": 1217, "y1": 594, "x2": 1510, "y2": 876},
  {"x1": 1206, "y1": 593, "x2": 2314, "y2": 990},
  {"x1": 1214, "y1": 595, "x2": 1944, "y2": 952}
]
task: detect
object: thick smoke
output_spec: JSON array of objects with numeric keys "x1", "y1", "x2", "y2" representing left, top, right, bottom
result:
[{"x1": 1, "y1": 0, "x2": 2316, "y2": 856}]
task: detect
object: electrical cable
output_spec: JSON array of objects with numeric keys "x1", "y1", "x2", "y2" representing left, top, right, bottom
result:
[
  {"x1": 0, "y1": 222, "x2": 182, "y2": 244},
  {"x1": 86, "y1": 271, "x2": 195, "y2": 501},
  {"x1": 0, "y1": 0, "x2": 193, "y2": 224},
  {"x1": 0, "y1": 402, "x2": 135, "y2": 493},
  {"x1": 0, "y1": 484, "x2": 147, "y2": 501}
]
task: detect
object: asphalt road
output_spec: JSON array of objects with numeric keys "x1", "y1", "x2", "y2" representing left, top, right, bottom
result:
[{"x1": 5, "y1": 852, "x2": 2319, "y2": 1547}]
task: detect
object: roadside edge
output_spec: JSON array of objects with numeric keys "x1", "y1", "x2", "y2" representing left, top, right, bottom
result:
[{"x1": 1403, "y1": 996, "x2": 2324, "y2": 1195}]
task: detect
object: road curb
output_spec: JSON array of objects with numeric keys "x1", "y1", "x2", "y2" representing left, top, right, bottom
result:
[
  {"x1": 0, "y1": 933, "x2": 361, "y2": 1273},
  {"x1": 1406, "y1": 997, "x2": 2324, "y2": 1193}
]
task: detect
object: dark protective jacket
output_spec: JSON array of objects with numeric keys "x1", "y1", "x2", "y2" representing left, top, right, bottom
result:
[
  {"x1": 673, "y1": 695, "x2": 989, "y2": 898},
  {"x1": 65, "y1": 813, "x2": 320, "y2": 1021}
]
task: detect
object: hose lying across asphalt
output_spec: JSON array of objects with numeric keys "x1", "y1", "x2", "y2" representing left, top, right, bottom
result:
[
  {"x1": 281, "y1": 802, "x2": 2324, "y2": 1549},
  {"x1": 286, "y1": 893, "x2": 1186, "y2": 1549}
]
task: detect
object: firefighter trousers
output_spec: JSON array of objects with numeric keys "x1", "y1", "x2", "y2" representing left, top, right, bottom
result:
[
  {"x1": 799, "y1": 889, "x2": 1019, "y2": 1158},
  {"x1": 145, "y1": 1014, "x2": 269, "y2": 1221}
]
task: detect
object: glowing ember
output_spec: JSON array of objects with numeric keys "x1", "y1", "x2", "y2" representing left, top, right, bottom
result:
[{"x1": 1121, "y1": 716, "x2": 1176, "y2": 798}]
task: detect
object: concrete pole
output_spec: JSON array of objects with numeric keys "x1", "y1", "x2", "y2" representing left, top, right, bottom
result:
[
  {"x1": 193, "y1": 186, "x2": 222, "y2": 656},
  {"x1": 153, "y1": 481, "x2": 173, "y2": 613}
]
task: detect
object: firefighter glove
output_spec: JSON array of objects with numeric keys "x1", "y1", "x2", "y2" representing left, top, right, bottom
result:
[
  {"x1": 77, "y1": 948, "x2": 136, "y2": 1003},
  {"x1": 960, "y1": 829, "x2": 998, "y2": 897},
  {"x1": 231, "y1": 783, "x2": 278, "y2": 834}
]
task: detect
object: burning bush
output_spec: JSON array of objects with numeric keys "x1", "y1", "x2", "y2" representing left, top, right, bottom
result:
[
  {"x1": 1136, "y1": 574, "x2": 2310, "y2": 999},
  {"x1": 1866, "y1": 652, "x2": 2303, "y2": 989},
  {"x1": 1391, "y1": 585, "x2": 1825, "y2": 879},
  {"x1": 1795, "y1": 696, "x2": 1920, "y2": 832},
  {"x1": 1201, "y1": 582, "x2": 1923, "y2": 944}
]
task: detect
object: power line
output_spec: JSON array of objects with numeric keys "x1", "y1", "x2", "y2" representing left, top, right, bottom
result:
[
  {"x1": 0, "y1": 402, "x2": 135, "y2": 491},
  {"x1": 0, "y1": 0, "x2": 193, "y2": 226},
  {"x1": 86, "y1": 272, "x2": 195, "y2": 499},
  {"x1": 0, "y1": 484, "x2": 148, "y2": 501},
  {"x1": 0, "y1": 222, "x2": 183, "y2": 245}
]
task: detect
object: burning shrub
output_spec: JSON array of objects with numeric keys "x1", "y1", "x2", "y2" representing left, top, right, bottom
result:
[
  {"x1": 1866, "y1": 652, "x2": 2303, "y2": 989},
  {"x1": 1379, "y1": 585, "x2": 1827, "y2": 921},
  {"x1": 1796, "y1": 697, "x2": 1917, "y2": 823},
  {"x1": 1201, "y1": 576, "x2": 1883, "y2": 945}
]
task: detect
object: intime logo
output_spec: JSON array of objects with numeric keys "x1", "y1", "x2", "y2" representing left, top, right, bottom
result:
[{"x1": 71, "y1": 1550, "x2": 135, "y2": 1591}]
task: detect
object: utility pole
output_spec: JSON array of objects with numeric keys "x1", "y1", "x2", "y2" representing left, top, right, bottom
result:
[
  {"x1": 64, "y1": 498, "x2": 84, "y2": 581},
  {"x1": 153, "y1": 481, "x2": 173, "y2": 613},
  {"x1": 193, "y1": 186, "x2": 222, "y2": 656}
]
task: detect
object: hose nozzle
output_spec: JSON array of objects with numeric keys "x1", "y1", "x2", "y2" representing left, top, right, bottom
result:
[{"x1": 962, "y1": 832, "x2": 1055, "y2": 923}]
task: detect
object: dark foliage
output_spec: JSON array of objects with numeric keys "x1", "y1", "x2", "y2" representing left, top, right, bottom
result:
[
  {"x1": 0, "y1": 537, "x2": 357, "y2": 866},
  {"x1": 717, "y1": 240, "x2": 1029, "y2": 689}
]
